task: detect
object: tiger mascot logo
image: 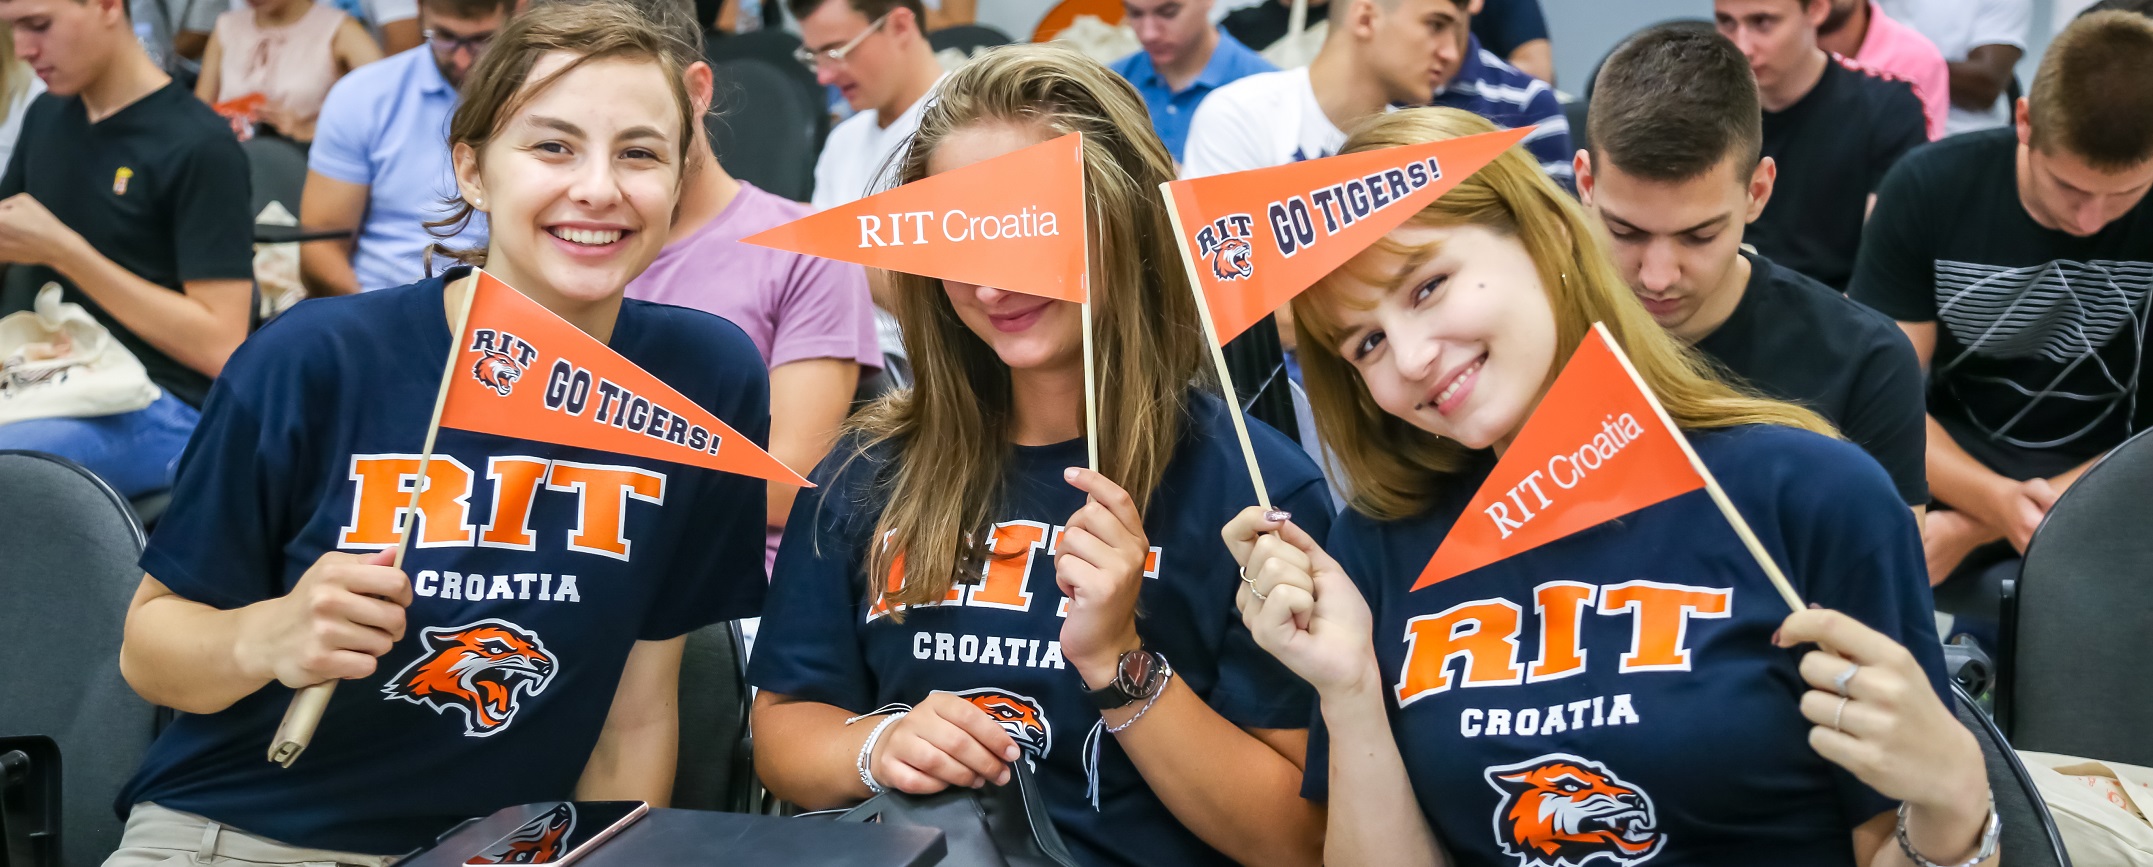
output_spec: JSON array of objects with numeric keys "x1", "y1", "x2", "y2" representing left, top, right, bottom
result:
[
  {"x1": 470, "y1": 802, "x2": 576, "y2": 864},
  {"x1": 953, "y1": 687, "x2": 1052, "y2": 765},
  {"x1": 472, "y1": 348, "x2": 526, "y2": 397},
  {"x1": 382, "y1": 619, "x2": 558, "y2": 737},
  {"x1": 1484, "y1": 754, "x2": 1663, "y2": 867},
  {"x1": 1209, "y1": 237, "x2": 1255, "y2": 282}
]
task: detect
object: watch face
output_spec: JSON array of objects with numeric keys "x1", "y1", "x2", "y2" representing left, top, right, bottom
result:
[{"x1": 1118, "y1": 650, "x2": 1158, "y2": 695}]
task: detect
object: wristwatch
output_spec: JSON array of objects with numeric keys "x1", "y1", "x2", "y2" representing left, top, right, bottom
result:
[{"x1": 1082, "y1": 649, "x2": 1171, "y2": 710}]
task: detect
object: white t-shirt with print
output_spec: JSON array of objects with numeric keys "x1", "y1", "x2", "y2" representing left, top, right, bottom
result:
[{"x1": 1179, "y1": 67, "x2": 1346, "y2": 179}]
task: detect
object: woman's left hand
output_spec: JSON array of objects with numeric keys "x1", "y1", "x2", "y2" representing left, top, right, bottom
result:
[
  {"x1": 1775, "y1": 608, "x2": 1987, "y2": 812},
  {"x1": 1055, "y1": 467, "x2": 1149, "y2": 687}
]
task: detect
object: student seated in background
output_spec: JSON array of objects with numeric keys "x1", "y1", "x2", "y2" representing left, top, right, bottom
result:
[
  {"x1": 1184, "y1": 0, "x2": 1568, "y2": 183},
  {"x1": 1851, "y1": 10, "x2": 2153, "y2": 647},
  {"x1": 106, "y1": 4, "x2": 770, "y2": 864},
  {"x1": 0, "y1": 0, "x2": 253, "y2": 498},
  {"x1": 1815, "y1": 0, "x2": 1949, "y2": 140},
  {"x1": 1716, "y1": 0, "x2": 1927, "y2": 292},
  {"x1": 1578, "y1": 23, "x2": 1928, "y2": 515},
  {"x1": 300, "y1": 0, "x2": 510, "y2": 295},
  {"x1": 750, "y1": 45, "x2": 1332, "y2": 867},
  {"x1": 1470, "y1": 0, "x2": 1551, "y2": 84},
  {"x1": 1230, "y1": 106, "x2": 1993, "y2": 867},
  {"x1": 196, "y1": 0, "x2": 381, "y2": 142},
  {"x1": 796, "y1": 0, "x2": 945, "y2": 211},
  {"x1": 1110, "y1": 0, "x2": 1274, "y2": 164},
  {"x1": 605, "y1": 0, "x2": 882, "y2": 575},
  {"x1": 1880, "y1": 0, "x2": 2029, "y2": 135}
]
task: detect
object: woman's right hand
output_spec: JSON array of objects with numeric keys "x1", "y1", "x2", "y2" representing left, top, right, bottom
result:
[
  {"x1": 868, "y1": 692, "x2": 1022, "y2": 794},
  {"x1": 1222, "y1": 507, "x2": 1379, "y2": 696},
  {"x1": 234, "y1": 549, "x2": 411, "y2": 688}
]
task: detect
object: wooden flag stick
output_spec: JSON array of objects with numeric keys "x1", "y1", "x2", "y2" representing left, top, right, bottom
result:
[
  {"x1": 1597, "y1": 322, "x2": 1804, "y2": 613},
  {"x1": 1080, "y1": 295, "x2": 1099, "y2": 473},
  {"x1": 1159, "y1": 183, "x2": 1272, "y2": 510},
  {"x1": 267, "y1": 271, "x2": 480, "y2": 767}
]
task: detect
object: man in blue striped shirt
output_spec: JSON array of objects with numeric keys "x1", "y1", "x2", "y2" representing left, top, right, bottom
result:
[{"x1": 1432, "y1": 26, "x2": 1572, "y2": 186}]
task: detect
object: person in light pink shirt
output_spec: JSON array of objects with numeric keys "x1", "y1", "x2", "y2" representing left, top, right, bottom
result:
[{"x1": 1819, "y1": 0, "x2": 1949, "y2": 140}]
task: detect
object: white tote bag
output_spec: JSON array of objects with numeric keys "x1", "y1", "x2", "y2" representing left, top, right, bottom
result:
[
  {"x1": 0, "y1": 283, "x2": 161, "y2": 425},
  {"x1": 2020, "y1": 751, "x2": 2153, "y2": 865}
]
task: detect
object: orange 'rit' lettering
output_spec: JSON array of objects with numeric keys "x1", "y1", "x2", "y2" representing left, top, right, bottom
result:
[
  {"x1": 545, "y1": 460, "x2": 666, "y2": 561},
  {"x1": 339, "y1": 455, "x2": 477, "y2": 549},
  {"x1": 479, "y1": 457, "x2": 550, "y2": 550},
  {"x1": 1396, "y1": 599, "x2": 1525, "y2": 706},
  {"x1": 1599, "y1": 580, "x2": 1732, "y2": 672},
  {"x1": 1527, "y1": 581, "x2": 1596, "y2": 682}
]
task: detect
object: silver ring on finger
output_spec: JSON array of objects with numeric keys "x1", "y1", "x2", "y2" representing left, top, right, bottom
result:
[
  {"x1": 1832, "y1": 662, "x2": 1860, "y2": 697},
  {"x1": 1239, "y1": 566, "x2": 1255, "y2": 586},
  {"x1": 1248, "y1": 583, "x2": 1268, "y2": 601},
  {"x1": 1832, "y1": 695, "x2": 1849, "y2": 733}
]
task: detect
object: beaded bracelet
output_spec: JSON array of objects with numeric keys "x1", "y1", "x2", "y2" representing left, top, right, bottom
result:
[{"x1": 854, "y1": 711, "x2": 907, "y2": 796}]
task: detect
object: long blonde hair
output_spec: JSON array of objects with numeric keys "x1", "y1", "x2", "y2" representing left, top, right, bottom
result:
[
  {"x1": 843, "y1": 45, "x2": 1209, "y2": 612},
  {"x1": 1295, "y1": 108, "x2": 1835, "y2": 520}
]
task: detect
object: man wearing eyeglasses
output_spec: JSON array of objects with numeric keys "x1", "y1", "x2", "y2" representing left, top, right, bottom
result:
[
  {"x1": 296, "y1": 0, "x2": 510, "y2": 296},
  {"x1": 793, "y1": 0, "x2": 945, "y2": 212}
]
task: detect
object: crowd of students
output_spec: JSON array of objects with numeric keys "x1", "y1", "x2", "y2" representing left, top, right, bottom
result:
[{"x1": 0, "y1": 0, "x2": 2149, "y2": 865}]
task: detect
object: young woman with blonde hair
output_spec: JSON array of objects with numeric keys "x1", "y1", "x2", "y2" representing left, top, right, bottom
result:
[
  {"x1": 1224, "y1": 108, "x2": 1997, "y2": 867},
  {"x1": 750, "y1": 44, "x2": 1333, "y2": 867},
  {"x1": 108, "y1": 4, "x2": 770, "y2": 862}
]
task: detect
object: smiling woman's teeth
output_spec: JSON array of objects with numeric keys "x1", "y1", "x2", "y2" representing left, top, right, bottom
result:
[
  {"x1": 1435, "y1": 358, "x2": 1483, "y2": 406},
  {"x1": 550, "y1": 227, "x2": 622, "y2": 246}
]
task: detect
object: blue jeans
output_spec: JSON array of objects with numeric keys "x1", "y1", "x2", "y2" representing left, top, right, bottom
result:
[{"x1": 0, "y1": 392, "x2": 200, "y2": 498}]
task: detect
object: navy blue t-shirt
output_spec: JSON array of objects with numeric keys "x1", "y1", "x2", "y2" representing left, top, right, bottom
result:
[
  {"x1": 119, "y1": 270, "x2": 771, "y2": 855},
  {"x1": 749, "y1": 392, "x2": 1332, "y2": 867},
  {"x1": 1306, "y1": 425, "x2": 1949, "y2": 866}
]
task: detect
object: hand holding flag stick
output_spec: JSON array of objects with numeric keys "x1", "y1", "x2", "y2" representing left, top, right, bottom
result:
[
  {"x1": 1158, "y1": 128, "x2": 1533, "y2": 510},
  {"x1": 268, "y1": 270, "x2": 809, "y2": 766}
]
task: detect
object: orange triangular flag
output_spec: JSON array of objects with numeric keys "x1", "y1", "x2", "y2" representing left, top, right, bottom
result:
[
  {"x1": 1165, "y1": 127, "x2": 1530, "y2": 345},
  {"x1": 1413, "y1": 323, "x2": 1704, "y2": 589},
  {"x1": 743, "y1": 132, "x2": 1088, "y2": 303},
  {"x1": 439, "y1": 270, "x2": 809, "y2": 487}
]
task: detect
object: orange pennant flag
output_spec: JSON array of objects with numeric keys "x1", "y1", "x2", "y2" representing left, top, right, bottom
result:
[
  {"x1": 1413, "y1": 323, "x2": 1704, "y2": 590},
  {"x1": 439, "y1": 270, "x2": 809, "y2": 487},
  {"x1": 742, "y1": 132, "x2": 1088, "y2": 303},
  {"x1": 1165, "y1": 126, "x2": 1531, "y2": 345}
]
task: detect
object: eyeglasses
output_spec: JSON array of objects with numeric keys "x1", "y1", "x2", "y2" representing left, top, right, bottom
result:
[
  {"x1": 792, "y1": 12, "x2": 890, "y2": 70},
  {"x1": 424, "y1": 27, "x2": 496, "y2": 55}
]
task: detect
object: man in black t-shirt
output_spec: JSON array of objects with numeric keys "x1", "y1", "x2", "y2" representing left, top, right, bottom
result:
[
  {"x1": 1578, "y1": 22, "x2": 1928, "y2": 512},
  {"x1": 1851, "y1": 11, "x2": 2153, "y2": 646},
  {"x1": 0, "y1": 0, "x2": 254, "y2": 497},
  {"x1": 1716, "y1": 0, "x2": 1928, "y2": 292}
]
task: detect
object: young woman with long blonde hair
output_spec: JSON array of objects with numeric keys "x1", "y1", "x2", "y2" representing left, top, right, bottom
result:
[
  {"x1": 1224, "y1": 109, "x2": 1997, "y2": 867},
  {"x1": 750, "y1": 44, "x2": 1332, "y2": 867}
]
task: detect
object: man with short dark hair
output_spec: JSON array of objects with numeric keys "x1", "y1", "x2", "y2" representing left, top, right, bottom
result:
[
  {"x1": 1184, "y1": 0, "x2": 1569, "y2": 182},
  {"x1": 1852, "y1": 10, "x2": 2153, "y2": 645},
  {"x1": 300, "y1": 0, "x2": 510, "y2": 296},
  {"x1": 1110, "y1": 0, "x2": 1274, "y2": 163},
  {"x1": 793, "y1": 0, "x2": 944, "y2": 210},
  {"x1": 1578, "y1": 22, "x2": 1928, "y2": 514},
  {"x1": 1717, "y1": 0, "x2": 1927, "y2": 292},
  {"x1": 0, "y1": 0, "x2": 254, "y2": 497}
]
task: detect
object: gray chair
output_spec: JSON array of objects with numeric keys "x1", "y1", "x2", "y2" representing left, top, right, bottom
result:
[
  {"x1": 1952, "y1": 683, "x2": 2072, "y2": 867},
  {"x1": 2002, "y1": 427, "x2": 2153, "y2": 766},
  {"x1": 707, "y1": 57, "x2": 828, "y2": 203},
  {"x1": 240, "y1": 135, "x2": 308, "y2": 219},
  {"x1": 0, "y1": 452, "x2": 160, "y2": 867},
  {"x1": 926, "y1": 24, "x2": 1011, "y2": 56},
  {"x1": 671, "y1": 619, "x2": 755, "y2": 813}
]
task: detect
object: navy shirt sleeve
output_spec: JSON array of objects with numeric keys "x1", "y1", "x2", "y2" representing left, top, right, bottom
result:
[
  {"x1": 746, "y1": 445, "x2": 877, "y2": 713},
  {"x1": 1470, "y1": 0, "x2": 1550, "y2": 57},
  {"x1": 1767, "y1": 431, "x2": 1951, "y2": 825},
  {"x1": 1867, "y1": 85, "x2": 1929, "y2": 194},
  {"x1": 1849, "y1": 153, "x2": 1940, "y2": 324},
  {"x1": 139, "y1": 314, "x2": 316, "y2": 609}
]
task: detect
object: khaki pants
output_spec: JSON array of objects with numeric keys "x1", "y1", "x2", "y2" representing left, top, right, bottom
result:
[{"x1": 103, "y1": 803, "x2": 400, "y2": 867}]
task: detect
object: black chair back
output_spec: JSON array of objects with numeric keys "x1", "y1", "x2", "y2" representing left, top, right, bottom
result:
[
  {"x1": 2004, "y1": 427, "x2": 2153, "y2": 765},
  {"x1": 927, "y1": 24, "x2": 1012, "y2": 56},
  {"x1": 672, "y1": 620, "x2": 755, "y2": 814},
  {"x1": 240, "y1": 135, "x2": 308, "y2": 220},
  {"x1": 1952, "y1": 684, "x2": 2072, "y2": 867},
  {"x1": 707, "y1": 57, "x2": 828, "y2": 203},
  {"x1": 0, "y1": 452, "x2": 158, "y2": 867}
]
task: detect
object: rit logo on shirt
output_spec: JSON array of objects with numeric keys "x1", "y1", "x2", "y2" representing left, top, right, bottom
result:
[
  {"x1": 867, "y1": 519, "x2": 1162, "y2": 621},
  {"x1": 339, "y1": 454, "x2": 665, "y2": 562},
  {"x1": 1396, "y1": 580, "x2": 1732, "y2": 707}
]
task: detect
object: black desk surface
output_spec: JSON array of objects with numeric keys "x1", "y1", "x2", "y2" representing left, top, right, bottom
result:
[{"x1": 393, "y1": 803, "x2": 946, "y2": 867}]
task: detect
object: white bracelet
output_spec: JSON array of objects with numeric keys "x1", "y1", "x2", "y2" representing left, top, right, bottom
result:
[
  {"x1": 1896, "y1": 795, "x2": 1999, "y2": 867},
  {"x1": 1106, "y1": 665, "x2": 1172, "y2": 734},
  {"x1": 853, "y1": 710, "x2": 908, "y2": 796}
]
